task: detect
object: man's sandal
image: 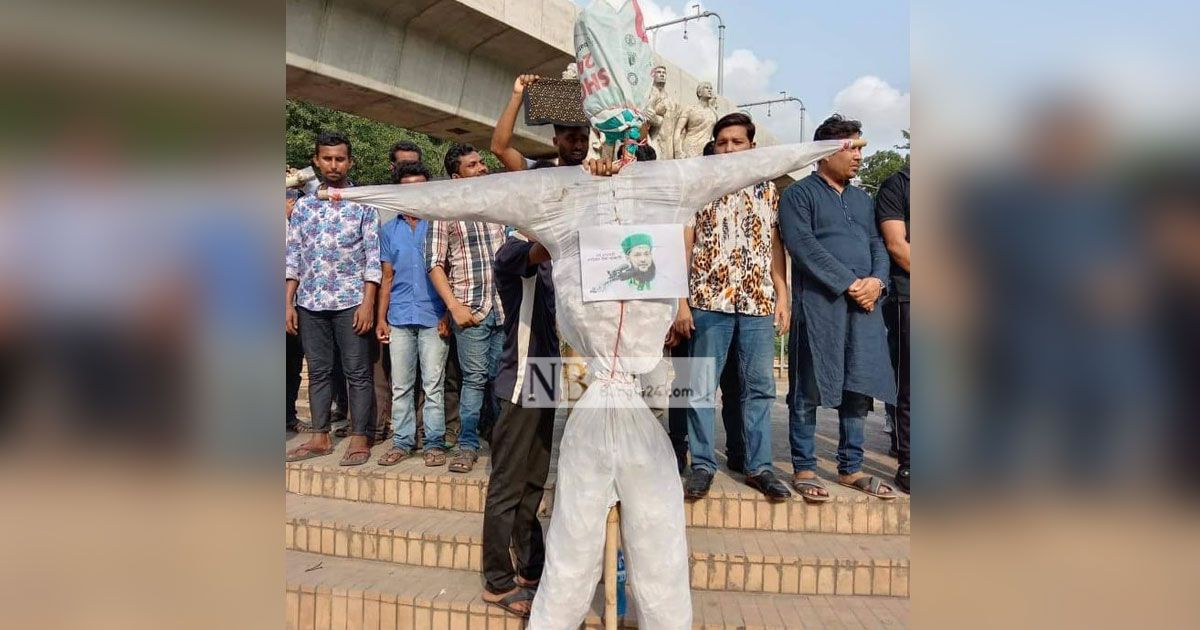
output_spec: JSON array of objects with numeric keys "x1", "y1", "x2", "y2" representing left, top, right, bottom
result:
[
  {"x1": 285, "y1": 444, "x2": 334, "y2": 462},
  {"x1": 377, "y1": 447, "x2": 411, "y2": 466},
  {"x1": 791, "y1": 474, "x2": 832, "y2": 504},
  {"x1": 838, "y1": 475, "x2": 897, "y2": 500},
  {"x1": 483, "y1": 588, "x2": 534, "y2": 618},
  {"x1": 338, "y1": 448, "x2": 372, "y2": 467},
  {"x1": 424, "y1": 448, "x2": 447, "y2": 467},
  {"x1": 448, "y1": 450, "x2": 477, "y2": 473}
]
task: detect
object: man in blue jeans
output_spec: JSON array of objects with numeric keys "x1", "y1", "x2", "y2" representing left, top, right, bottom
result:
[
  {"x1": 374, "y1": 162, "x2": 451, "y2": 466},
  {"x1": 679, "y1": 113, "x2": 792, "y2": 502},
  {"x1": 427, "y1": 143, "x2": 507, "y2": 473},
  {"x1": 779, "y1": 115, "x2": 897, "y2": 502}
]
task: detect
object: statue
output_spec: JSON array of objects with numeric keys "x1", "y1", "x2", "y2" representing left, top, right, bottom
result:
[
  {"x1": 674, "y1": 81, "x2": 719, "y2": 158},
  {"x1": 645, "y1": 65, "x2": 679, "y2": 159}
]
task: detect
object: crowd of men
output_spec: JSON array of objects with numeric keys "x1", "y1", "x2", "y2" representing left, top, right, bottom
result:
[{"x1": 284, "y1": 74, "x2": 911, "y2": 617}]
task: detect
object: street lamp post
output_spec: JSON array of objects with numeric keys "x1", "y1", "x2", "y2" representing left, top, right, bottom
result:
[
  {"x1": 645, "y1": 5, "x2": 726, "y2": 95},
  {"x1": 738, "y1": 92, "x2": 807, "y2": 142}
]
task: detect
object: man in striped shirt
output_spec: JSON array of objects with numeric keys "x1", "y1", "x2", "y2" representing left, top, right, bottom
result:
[{"x1": 427, "y1": 143, "x2": 508, "y2": 473}]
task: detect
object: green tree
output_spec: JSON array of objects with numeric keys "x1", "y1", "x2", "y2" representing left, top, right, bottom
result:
[
  {"x1": 286, "y1": 99, "x2": 503, "y2": 185},
  {"x1": 857, "y1": 149, "x2": 906, "y2": 194}
]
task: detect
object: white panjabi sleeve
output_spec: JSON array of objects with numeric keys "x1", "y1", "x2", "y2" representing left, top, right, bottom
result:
[
  {"x1": 630, "y1": 140, "x2": 857, "y2": 221},
  {"x1": 328, "y1": 167, "x2": 550, "y2": 230}
]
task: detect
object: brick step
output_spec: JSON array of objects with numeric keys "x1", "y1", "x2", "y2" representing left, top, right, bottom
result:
[
  {"x1": 285, "y1": 436, "x2": 909, "y2": 536},
  {"x1": 286, "y1": 495, "x2": 909, "y2": 598},
  {"x1": 286, "y1": 550, "x2": 909, "y2": 629}
]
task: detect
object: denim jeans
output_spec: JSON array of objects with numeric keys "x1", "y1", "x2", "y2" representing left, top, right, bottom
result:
[
  {"x1": 788, "y1": 324, "x2": 869, "y2": 475},
  {"x1": 452, "y1": 309, "x2": 504, "y2": 451},
  {"x1": 388, "y1": 325, "x2": 449, "y2": 451},
  {"x1": 686, "y1": 309, "x2": 777, "y2": 475},
  {"x1": 297, "y1": 306, "x2": 374, "y2": 435}
]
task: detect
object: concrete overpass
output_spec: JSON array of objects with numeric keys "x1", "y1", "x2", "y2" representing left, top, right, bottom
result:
[{"x1": 286, "y1": 0, "x2": 783, "y2": 161}]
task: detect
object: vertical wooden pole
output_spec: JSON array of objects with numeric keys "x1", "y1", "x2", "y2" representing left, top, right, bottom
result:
[{"x1": 604, "y1": 503, "x2": 621, "y2": 630}]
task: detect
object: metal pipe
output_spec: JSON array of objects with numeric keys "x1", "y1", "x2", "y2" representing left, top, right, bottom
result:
[
  {"x1": 645, "y1": 9, "x2": 726, "y2": 95},
  {"x1": 739, "y1": 94, "x2": 807, "y2": 141},
  {"x1": 716, "y1": 18, "x2": 725, "y2": 95}
]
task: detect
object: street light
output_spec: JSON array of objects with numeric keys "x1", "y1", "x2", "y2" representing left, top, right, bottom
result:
[
  {"x1": 645, "y1": 4, "x2": 726, "y2": 95},
  {"x1": 738, "y1": 92, "x2": 808, "y2": 142}
]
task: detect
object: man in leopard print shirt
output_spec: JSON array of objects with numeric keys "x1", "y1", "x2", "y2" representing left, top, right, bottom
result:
[{"x1": 675, "y1": 113, "x2": 793, "y2": 502}]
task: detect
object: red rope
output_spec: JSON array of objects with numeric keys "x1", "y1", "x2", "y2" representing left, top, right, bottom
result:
[{"x1": 609, "y1": 301, "x2": 626, "y2": 378}]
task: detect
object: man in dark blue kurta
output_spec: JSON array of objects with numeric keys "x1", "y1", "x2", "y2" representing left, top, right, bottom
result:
[{"x1": 778, "y1": 115, "x2": 898, "y2": 502}]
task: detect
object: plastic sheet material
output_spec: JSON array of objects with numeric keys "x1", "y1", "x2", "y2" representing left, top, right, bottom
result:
[
  {"x1": 574, "y1": 0, "x2": 654, "y2": 149},
  {"x1": 330, "y1": 140, "x2": 855, "y2": 630}
]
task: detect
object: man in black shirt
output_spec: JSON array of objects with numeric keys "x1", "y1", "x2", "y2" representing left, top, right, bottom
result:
[
  {"x1": 875, "y1": 165, "x2": 910, "y2": 493},
  {"x1": 480, "y1": 229, "x2": 558, "y2": 617}
]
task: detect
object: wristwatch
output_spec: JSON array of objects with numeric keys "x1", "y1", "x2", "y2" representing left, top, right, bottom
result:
[{"x1": 876, "y1": 278, "x2": 887, "y2": 295}]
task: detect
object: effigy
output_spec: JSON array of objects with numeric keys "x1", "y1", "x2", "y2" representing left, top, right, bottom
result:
[{"x1": 324, "y1": 2, "x2": 863, "y2": 627}]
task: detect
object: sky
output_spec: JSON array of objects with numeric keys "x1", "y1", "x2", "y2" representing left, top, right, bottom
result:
[{"x1": 571, "y1": 0, "x2": 910, "y2": 154}]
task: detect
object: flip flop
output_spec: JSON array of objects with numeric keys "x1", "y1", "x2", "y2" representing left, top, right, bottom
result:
[
  {"x1": 285, "y1": 444, "x2": 334, "y2": 462},
  {"x1": 377, "y1": 447, "x2": 411, "y2": 467},
  {"x1": 791, "y1": 475, "x2": 832, "y2": 504},
  {"x1": 448, "y1": 449, "x2": 477, "y2": 473},
  {"x1": 483, "y1": 588, "x2": 534, "y2": 618},
  {"x1": 424, "y1": 448, "x2": 447, "y2": 467},
  {"x1": 838, "y1": 475, "x2": 897, "y2": 500},
  {"x1": 339, "y1": 448, "x2": 372, "y2": 467}
]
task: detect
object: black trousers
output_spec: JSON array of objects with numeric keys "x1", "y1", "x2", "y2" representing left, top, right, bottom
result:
[
  {"x1": 297, "y1": 306, "x2": 374, "y2": 435},
  {"x1": 481, "y1": 398, "x2": 554, "y2": 594},
  {"x1": 666, "y1": 337, "x2": 746, "y2": 470},
  {"x1": 886, "y1": 300, "x2": 911, "y2": 468},
  {"x1": 286, "y1": 332, "x2": 304, "y2": 428}
]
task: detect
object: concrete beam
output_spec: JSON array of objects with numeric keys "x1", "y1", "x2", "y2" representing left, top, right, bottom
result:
[{"x1": 287, "y1": 0, "x2": 793, "y2": 178}]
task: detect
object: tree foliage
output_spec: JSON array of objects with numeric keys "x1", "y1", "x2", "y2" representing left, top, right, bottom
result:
[
  {"x1": 857, "y1": 149, "x2": 907, "y2": 194},
  {"x1": 285, "y1": 99, "x2": 504, "y2": 185}
]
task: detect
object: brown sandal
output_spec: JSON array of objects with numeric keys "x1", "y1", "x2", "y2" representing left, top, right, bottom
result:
[
  {"x1": 286, "y1": 443, "x2": 334, "y2": 462},
  {"x1": 424, "y1": 448, "x2": 447, "y2": 467},
  {"x1": 377, "y1": 447, "x2": 411, "y2": 466},
  {"x1": 339, "y1": 448, "x2": 372, "y2": 467},
  {"x1": 448, "y1": 449, "x2": 477, "y2": 473}
]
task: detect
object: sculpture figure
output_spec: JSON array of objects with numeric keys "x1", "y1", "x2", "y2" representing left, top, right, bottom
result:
[
  {"x1": 645, "y1": 65, "x2": 678, "y2": 159},
  {"x1": 674, "y1": 81, "x2": 719, "y2": 158}
]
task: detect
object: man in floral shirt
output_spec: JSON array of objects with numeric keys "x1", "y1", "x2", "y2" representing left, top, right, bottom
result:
[
  {"x1": 285, "y1": 132, "x2": 382, "y2": 466},
  {"x1": 677, "y1": 113, "x2": 792, "y2": 502}
]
